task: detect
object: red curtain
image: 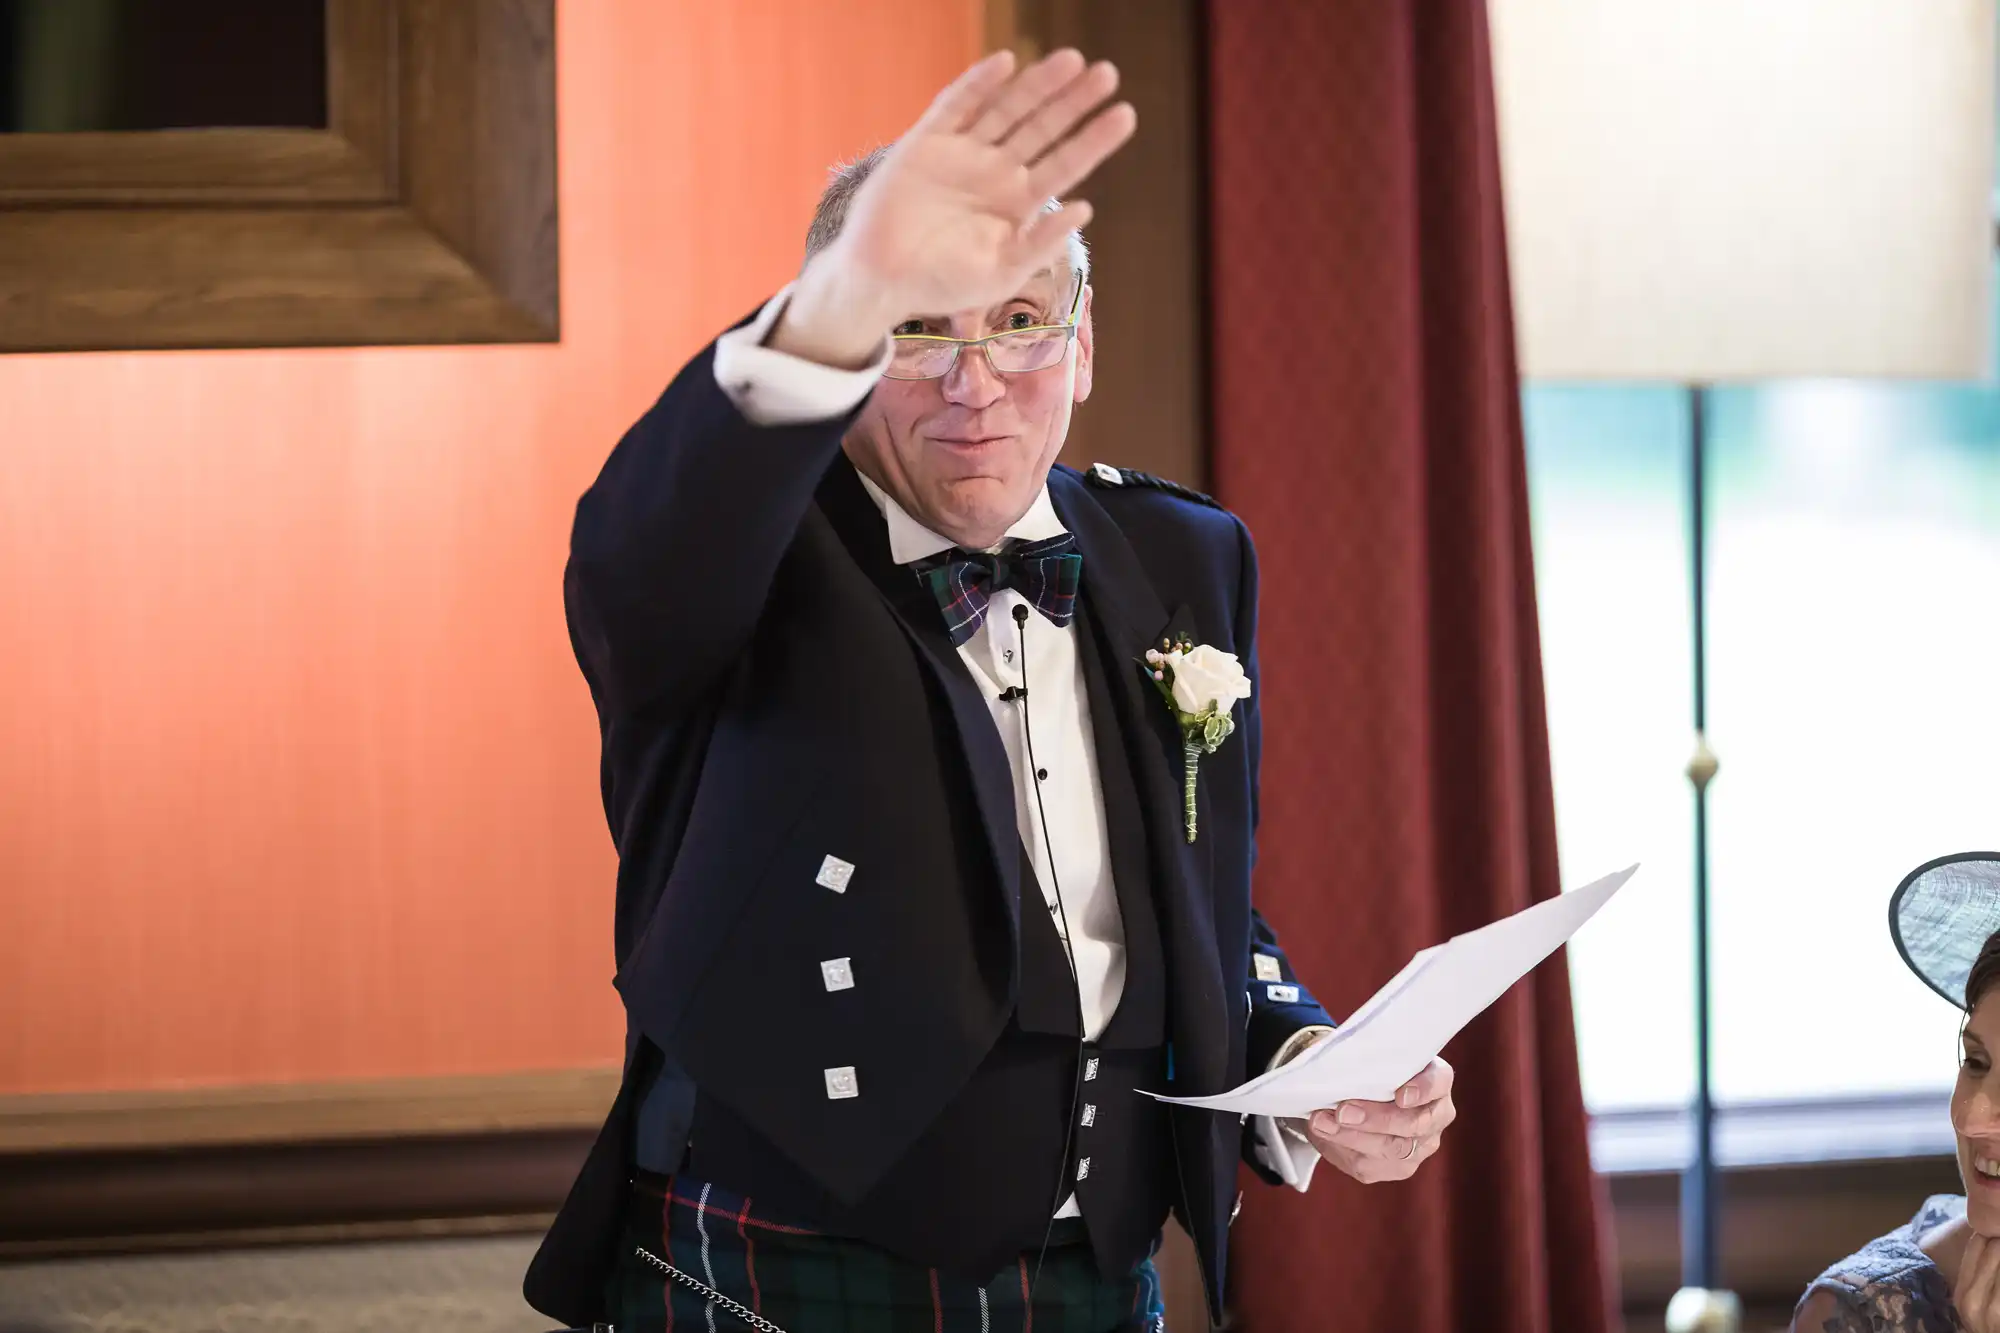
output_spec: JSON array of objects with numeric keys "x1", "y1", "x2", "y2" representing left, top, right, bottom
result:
[{"x1": 1206, "y1": 3, "x2": 1617, "y2": 1331}]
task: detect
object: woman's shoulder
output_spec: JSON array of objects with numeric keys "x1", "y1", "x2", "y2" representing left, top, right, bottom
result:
[
  {"x1": 1795, "y1": 1271, "x2": 1957, "y2": 1333},
  {"x1": 1792, "y1": 1196, "x2": 1965, "y2": 1332}
]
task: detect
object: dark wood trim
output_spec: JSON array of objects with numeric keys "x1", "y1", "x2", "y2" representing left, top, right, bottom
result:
[
  {"x1": 0, "y1": 1129, "x2": 589, "y2": 1259},
  {"x1": 989, "y1": 0, "x2": 1206, "y2": 490},
  {"x1": 1608, "y1": 1154, "x2": 1963, "y2": 1332},
  {"x1": 0, "y1": 0, "x2": 556, "y2": 352},
  {"x1": 0, "y1": 1067, "x2": 614, "y2": 1260},
  {"x1": 0, "y1": 1213, "x2": 556, "y2": 1263},
  {"x1": 0, "y1": 1066, "x2": 619, "y2": 1153}
]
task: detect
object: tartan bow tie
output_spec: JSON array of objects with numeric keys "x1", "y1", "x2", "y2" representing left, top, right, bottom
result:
[{"x1": 914, "y1": 533, "x2": 1083, "y2": 647}]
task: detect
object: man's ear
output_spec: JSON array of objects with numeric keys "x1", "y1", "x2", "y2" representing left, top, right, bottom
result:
[{"x1": 1072, "y1": 284, "x2": 1095, "y2": 405}]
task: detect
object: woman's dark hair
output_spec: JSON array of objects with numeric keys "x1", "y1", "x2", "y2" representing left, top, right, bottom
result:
[{"x1": 1968, "y1": 930, "x2": 2000, "y2": 1010}]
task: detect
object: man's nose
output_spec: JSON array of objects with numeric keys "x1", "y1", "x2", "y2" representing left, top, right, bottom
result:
[{"x1": 941, "y1": 345, "x2": 1006, "y2": 408}]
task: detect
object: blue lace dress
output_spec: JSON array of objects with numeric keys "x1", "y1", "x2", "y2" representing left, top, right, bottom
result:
[{"x1": 1794, "y1": 1195, "x2": 1965, "y2": 1332}]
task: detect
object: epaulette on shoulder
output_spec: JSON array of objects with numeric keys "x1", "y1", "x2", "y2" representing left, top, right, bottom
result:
[{"x1": 1083, "y1": 461, "x2": 1223, "y2": 510}]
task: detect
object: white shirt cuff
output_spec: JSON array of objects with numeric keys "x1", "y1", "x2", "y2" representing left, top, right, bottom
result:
[
  {"x1": 1251, "y1": 1023, "x2": 1335, "y2": 1193},
  {"x1": 1267, "y1": 1024, "x2": 1334, "y2": 1072},
  {"x1": 711, "y1": 283, "x2": 890, "y2": 426},
  {"x1": 1253, "y1": 1114, "x2": 1323, "y2": 1192}
]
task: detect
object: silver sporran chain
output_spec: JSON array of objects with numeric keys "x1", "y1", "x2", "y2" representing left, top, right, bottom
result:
[
  {"x1": 632, "y1": 1244, "x2": 791, "y2": 1333},
  {"x1": 631, "y1": 1242, "x2": 1165, "y2": 1332}
]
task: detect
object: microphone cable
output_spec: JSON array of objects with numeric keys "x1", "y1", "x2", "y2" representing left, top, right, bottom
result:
[{"x1": 1005, "y1": 602, "x2": 1093, "y2": 1298}]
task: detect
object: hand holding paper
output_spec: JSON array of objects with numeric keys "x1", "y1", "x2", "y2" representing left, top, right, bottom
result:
[{"x1": 1151, "y1": 865, "x2": 1637, "y2": 1119}]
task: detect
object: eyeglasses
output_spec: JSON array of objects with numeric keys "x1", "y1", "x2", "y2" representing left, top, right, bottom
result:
[{"x1": 883, "y1": 274, "x2": 1085, "y2": 382}]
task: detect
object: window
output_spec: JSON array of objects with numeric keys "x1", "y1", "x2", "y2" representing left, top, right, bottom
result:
[{"x1": 1527, "y1": 277, "x2": 2000, "y2": 1119}]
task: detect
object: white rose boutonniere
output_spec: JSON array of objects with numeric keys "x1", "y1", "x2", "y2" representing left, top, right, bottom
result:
[{"x1": 1143, "y1": 635, "x2": 1253, "y2": 842}]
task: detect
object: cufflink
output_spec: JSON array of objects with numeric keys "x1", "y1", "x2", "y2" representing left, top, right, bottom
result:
[
  {"x1": 816, "y1": 855, "x2": 855, "y2": 893},
  {"x1": 1075, "y1": 1157, "x2": 1092, "y2": 1180},
  {"x1": 1081, "y1": 1104, "x2": 1097, "y2": 1127},
  {"x1": 820, "y1": 958, "x2": 855, "y2": 992},
  {"x1": 823, "y1": 1066, "x2": 859, "y2": 1099},
  {"x1": 1254, "y1": 954, "x2": 1283, "y2": 982},
  {"x1": 1266, "y1": 983, "x2": 1300, "y2": 1003}
]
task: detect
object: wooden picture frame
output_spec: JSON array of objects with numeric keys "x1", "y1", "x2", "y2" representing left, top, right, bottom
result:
[{"x1": 0, "y1": 0, "x2": 557, "y2": 352}]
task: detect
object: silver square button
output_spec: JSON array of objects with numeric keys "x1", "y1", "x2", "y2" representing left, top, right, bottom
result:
[
  {"x1": 1081, "y1": 1103, "x2": 1097, "y2": 1127},
  {"x1": 820, "y1": 957, "x2": 855, "y2": 992},
  {"x1": 816, "y1": 855, "x2": 855, "y2": 893},
  {"x1": 1084, "y1": 1057, "x2": 1099, "y2": 1082},
  {"x1": 1266, "y1": 983, "x2": 1300, "y2": 1003},
  {"x1": 1075, "y1": 1156, "x2": 1092, "y2": 1181},
  {"x1": 1253, "y1": 953, "x2": 1283, "y2": 982},
  {"x1": 823, "y1": 1066, "x2": 859, "y2": 1099}
]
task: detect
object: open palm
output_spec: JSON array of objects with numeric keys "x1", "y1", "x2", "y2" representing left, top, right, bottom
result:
[{"x1": 828, "y1": 49, "x2": 1136, "y2": 320}]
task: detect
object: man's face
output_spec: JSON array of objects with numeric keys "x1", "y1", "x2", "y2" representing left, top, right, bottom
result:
[{"x1": 842, "y1": 269, "x2": 1094, "y2": 549}]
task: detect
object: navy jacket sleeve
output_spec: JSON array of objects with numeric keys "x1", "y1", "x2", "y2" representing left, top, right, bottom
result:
[{"x1": 564, "y1": 324, "x2": 863, "y2": 723}]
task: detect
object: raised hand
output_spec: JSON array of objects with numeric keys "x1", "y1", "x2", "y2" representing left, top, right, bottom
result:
[{"x1": 774, "y1": 49, "x2": 1136, "y2": 368}]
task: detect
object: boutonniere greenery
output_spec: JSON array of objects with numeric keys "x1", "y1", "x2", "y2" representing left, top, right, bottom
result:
[{"x1": 1143, "y1": 635, "x2": 1253, "y2": 842}]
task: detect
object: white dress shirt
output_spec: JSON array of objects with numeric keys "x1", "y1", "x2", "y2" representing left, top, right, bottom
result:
[
  {"x1": 711, "y1": 285, "x2": 1322, "y2": 1194},
  {"x1": 854, "y1": 470, "x2": 1129, "y2": 1042}
]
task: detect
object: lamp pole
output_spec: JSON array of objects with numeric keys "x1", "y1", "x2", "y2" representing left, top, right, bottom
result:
[{"x1": 1668, "y1": 384, "x2": 1735, "y2": 1333}]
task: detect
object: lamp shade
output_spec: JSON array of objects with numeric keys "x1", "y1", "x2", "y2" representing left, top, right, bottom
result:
[{"x1": 1489, "y1": 0, "x2": 1994, "y2": 381}]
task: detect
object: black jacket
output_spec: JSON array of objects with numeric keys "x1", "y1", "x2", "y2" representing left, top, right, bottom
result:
[{"x1": 524, "y1": 327, "x2": 1334, "y2": 1326}]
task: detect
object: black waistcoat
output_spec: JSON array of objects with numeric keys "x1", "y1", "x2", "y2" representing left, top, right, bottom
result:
[{"x1": 670, "y1": 590, "x2": 1178, "y2": 1282}]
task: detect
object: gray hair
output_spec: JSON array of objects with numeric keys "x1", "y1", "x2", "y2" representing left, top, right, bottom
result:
[{"x1": 802, "y1": 144, "x2": 1091, "y2": 294}]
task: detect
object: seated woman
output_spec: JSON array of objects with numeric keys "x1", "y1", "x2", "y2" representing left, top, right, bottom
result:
[{"x1": 1794, "y1": 852, "x2": 2000, "y2": 1332}]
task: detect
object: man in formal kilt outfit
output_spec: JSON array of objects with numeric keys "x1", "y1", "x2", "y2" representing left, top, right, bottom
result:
[{"x1": 526, "y1": 49, "x2": 1458, "y2": 1333}]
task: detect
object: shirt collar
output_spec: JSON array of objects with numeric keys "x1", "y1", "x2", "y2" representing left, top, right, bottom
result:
[{"x1": 853, "y1": 468, "x2": 1068, "y2": 566}]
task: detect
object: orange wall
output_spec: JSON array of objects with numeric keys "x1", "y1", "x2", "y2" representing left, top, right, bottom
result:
[{"x1": 0, "y1": 1, "x2": 982, "y2": 1096}]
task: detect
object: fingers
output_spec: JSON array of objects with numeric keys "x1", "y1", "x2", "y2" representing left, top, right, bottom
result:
[
  {"x1": 1010, "y1": 200, "x2": 1095, "y2": 272},
  {"x1": 1312, "y1": 1094, "x2": 1456, "y2": 1142},
  {"x1": 1396, "y1": 1058, "x2": 1455, "y2": 1109},
  {"x1": 1025, "y1": 100, "x2": 1137, "y2": 202},
  {"x1": 1311, "y1": 1123, "x2": 1439, "y2": 1163},
  {"x1": 1305, "y1": 1091, "x2": 1449, "y2": 1186},
  {"x1": 1312, "y1": 1127, "x2": 1440, "y2": 1183},
  {"x1": 915, "y1": 50, "x2": 1019, "y2": 135},
  {"x1": 1004, "y1": 58, "x2": 1122, "y2": 164},
  {"x1": 965, "y1": 48, "x2": 1088, "y2": 145}
]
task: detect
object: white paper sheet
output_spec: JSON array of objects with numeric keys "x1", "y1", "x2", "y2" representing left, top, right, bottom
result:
[{"x1": 1149, "y1": 865, "x2": 1638, "y2": 1118}]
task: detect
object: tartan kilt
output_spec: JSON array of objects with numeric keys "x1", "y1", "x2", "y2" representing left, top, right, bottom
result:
[{"x1": 606, "y1": 1173, "x2": 1166, "y2": 1333}]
